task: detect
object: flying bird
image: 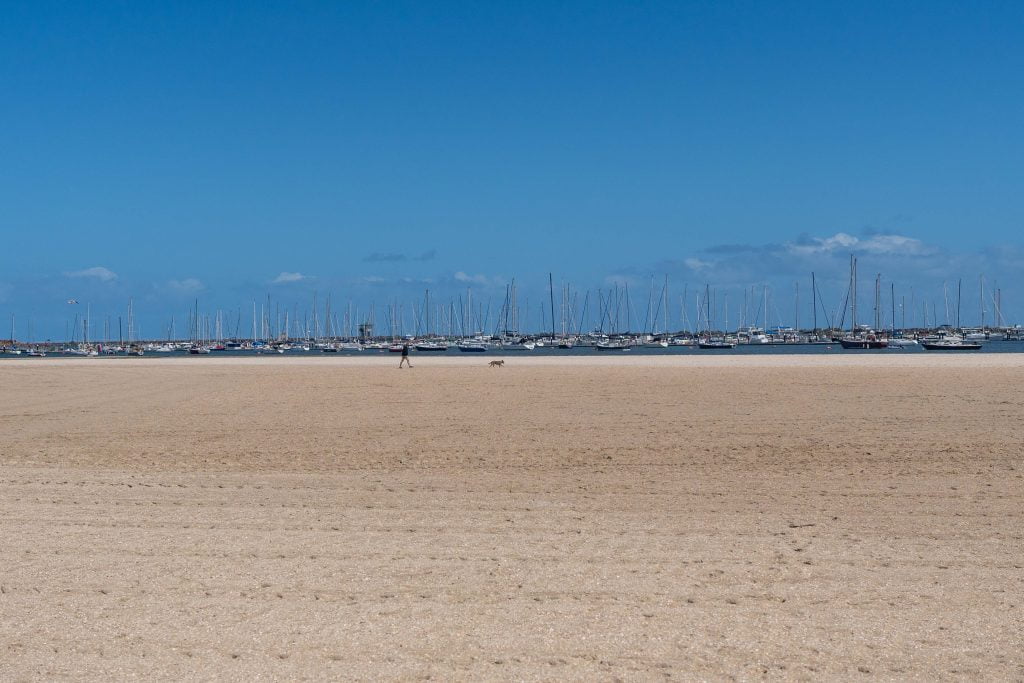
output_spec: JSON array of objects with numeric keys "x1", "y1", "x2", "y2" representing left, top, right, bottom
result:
[{"x1": 66, "y1": 299, "x2": 78, "y2": 304}]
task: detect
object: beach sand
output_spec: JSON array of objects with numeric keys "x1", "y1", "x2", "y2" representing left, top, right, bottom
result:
[{"x1": 1, "y1": 355, "x2": 1022, "y2": 679}]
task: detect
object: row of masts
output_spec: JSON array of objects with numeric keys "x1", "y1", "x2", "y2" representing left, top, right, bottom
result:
[
  {"x1": 3, "y1": 270, "x2": 1012, "y2": 344},
  {"x1": 842, "y1": 256, "x2": 1002, "y2": 333}
]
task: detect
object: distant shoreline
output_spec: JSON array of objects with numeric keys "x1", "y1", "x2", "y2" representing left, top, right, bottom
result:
[{"x1": 3, "y1": 354, "x2": 1022, "y2": 368}]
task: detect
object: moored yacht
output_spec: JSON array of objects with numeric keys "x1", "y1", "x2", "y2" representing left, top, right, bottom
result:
[{"x1": 922, "y1": 338, "x2": 982, "y2": 350}]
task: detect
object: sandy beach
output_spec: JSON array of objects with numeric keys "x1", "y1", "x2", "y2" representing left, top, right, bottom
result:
[{"x1": 1, "y1": 355, "x2": 1022, "y2": 680}]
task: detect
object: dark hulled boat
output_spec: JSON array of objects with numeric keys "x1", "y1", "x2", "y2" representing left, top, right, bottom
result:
[{"x1": 837, "y1": 337, "x2": 888, "y2": 349}]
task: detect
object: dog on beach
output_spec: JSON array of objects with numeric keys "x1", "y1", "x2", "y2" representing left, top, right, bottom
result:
[{"x1": 488, "y1": 360, "x2": 505, "y2": 368}]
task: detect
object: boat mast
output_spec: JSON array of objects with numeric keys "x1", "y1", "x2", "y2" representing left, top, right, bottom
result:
[
  {"x1": 874, "y1": 273, "x2": 881, "y2": 332},
  {"x1": 706, "y1": 283, "x2": 712, "y2": 337},
  {"x1": 956, "y1": 279, "x2": 962, "y2": 330},
  {"x1": 980, "y1": 274, "x2": 985, "y2": 329},
  {"x1": 794, "y1": 282, "x2": 799, "y2": 332},
  {"x1": 549, "y1": 272, "x2": 556, "y2": 342},
  {"x1": 891, "y1": 282, "x2": 896, "y2": 335},
  {"x1": 763, "y1": 284, "x2": 768, "y2": 332},
  {"x1": 850, "y1": 255, "x2": 857, "y2": 333},
  {"x1": 943, "y1": 282, "x2": 950, "y2": 325},
  {"x1": 663, "y1": 275, "x2": 669, "y2": 334},
  {"x1": 811, "y1": 272, "x2": 817, "y2": 334}
]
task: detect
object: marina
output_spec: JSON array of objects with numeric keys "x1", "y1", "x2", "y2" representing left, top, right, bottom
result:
[
  {"x1": 4, "y1": 331, "x2": 1024, "y2": 359},
  {"x1": 6, "y1": 262, "x2": 1019, "y2": 359}
]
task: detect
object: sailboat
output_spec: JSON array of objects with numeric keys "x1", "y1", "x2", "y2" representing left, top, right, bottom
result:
[
  {"x1": 415, "y1": 289, "x2": 449, "y2": 351},
  {"x1": 837, "y1": 258, "x2": 887, "y2": 349},
  {"x1": 189, "y1": 300, "x2": 211, "y2": 353},
  {"x1": 698, "y1": 284, "x2": 734, "y2": 349},
  {"x1": 886, "y1": 283, "x2": 917, "y2": 348},
  {"x1": 414, "y1": 341, "x2": 449, "y2": 351},
  {"x1": 921, "y1": 338, "x2": 981, "y2": 350},
  {"x1": 594, "y1": 335, "x2": 631, "y2": 350}
]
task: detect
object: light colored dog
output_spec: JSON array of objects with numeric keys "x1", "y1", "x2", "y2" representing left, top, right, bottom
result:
[{"x1": 488, "y1": 359, "x2": 505, "y2": 367}]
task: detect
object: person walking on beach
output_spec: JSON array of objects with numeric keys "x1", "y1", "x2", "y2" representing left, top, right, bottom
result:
[{"x1": 399, "y1": 343, "x2": 412, "y2": 368}]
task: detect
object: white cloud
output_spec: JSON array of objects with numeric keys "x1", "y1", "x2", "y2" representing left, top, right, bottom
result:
[
  {"x1": 65, "y1": 266, "x2": 118, "y2": 281},
  {"x1": 787, "y1": 232, "x2": 930, "y2": 257},
  {"x1": 167, "y1": 278, "x2": 205, "y2": 293},
  {"x1": 454, "y1": 271, "x2": 490, "y2": 285},
  {"x1": 859, "y1": 234, "x2": 932, "y2": 255},
  {"x1": 683, "y1": 258, "x2": 712, "y2": 271},
  {"x1": 272, "y1": 271, "x2": 308, "y2": 284}
]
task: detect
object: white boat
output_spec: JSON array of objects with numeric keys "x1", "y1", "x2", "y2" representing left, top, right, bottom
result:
[
  {"x1": 501, "y1": 341, "x2": 535, "y2": 351},
  {"x1": 698, "y1": 338, "x2": 735, "y2": 349},
  {"x1": 922, "y1": 339, "x2": 982, "y2": 351},
  {"x1": 595, "y1": 341, "x2": 631, "y2": 351}
]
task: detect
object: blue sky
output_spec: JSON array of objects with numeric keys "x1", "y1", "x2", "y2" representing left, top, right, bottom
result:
[{"x1": 2, "y1": 2, "x2": 1023, "y2": 338}]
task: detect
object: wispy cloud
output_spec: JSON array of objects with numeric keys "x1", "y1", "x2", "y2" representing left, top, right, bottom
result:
[
  {"x1": 454, "y1": 271, "x2": 491, "y2": 285},
  {"x1": 272, "y1": 271, "x2": 309, "y2": 284},
  {"x1": 363, "y1": 249, "x2": 437, "y2": 263},
  {"x1": 363, "y1": 252, "x2": 407, "y2": 263},
  {"x1": 610, "y1": 230, "x2": 994, "y2": 296},
  {"x1": 65, "y1": 266, "x2": 118, "y2": 282},
  {"x1": 706, "y1": 243, "x2": 780, "y2": 255},
  {"x1": 787, "y1": 232, "x2": 933, "y2": 257},
  {"x1": 167, "y1": 278, "x2": 205, "y2": 293}
]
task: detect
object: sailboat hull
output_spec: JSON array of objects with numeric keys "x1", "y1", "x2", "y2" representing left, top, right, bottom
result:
[
  {"x1": 457, "y1": 344, "x2": 487, "y2": 352},
  {"x1": 921, "y1": 342, "x2": 982, "y2": 350},
  {"x1": 838, "y1": 339, "x2": 888, "y2": 349}
]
